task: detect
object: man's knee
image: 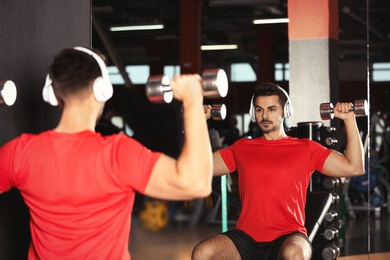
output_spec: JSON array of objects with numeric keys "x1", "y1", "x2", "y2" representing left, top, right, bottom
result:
[
  {"x1": 278, "y1": 235, "x2": 312, "y2": 260},
  {"x1": 192, "y1": 234, "x2": 240, "y2": 260},
  {"x1": 278, "y1": 246, "x2": 311, "y2": 260},
  {"x1": 192, "y1": 240, "x2": 212, "y2": 260}
]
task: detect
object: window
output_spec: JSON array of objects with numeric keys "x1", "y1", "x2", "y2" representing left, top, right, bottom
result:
[
  {"x1": 372, "y1": 62, "x2": 390, "y2": 82},
  {"x1": 231, "y1": 63, "x2": 257, "y2": 82},
  {"x1": 108, "y1": 65, "x2": 184, "y2": 85},
  {"x1": 126, "y1": 65, "x2": 150, "y2": 84},
  {"x1": 107, "y1": 65, "x2": 150, "y2": 84},
  {"x1": 164, "y1": 65, "x2": 181, "y2": 79},
  {"x1": 275, "y1": 63, "x2": 289, "y2": 81},
  {"x1": 107, "y1": 66, "x2": 125, "y2": 85}
]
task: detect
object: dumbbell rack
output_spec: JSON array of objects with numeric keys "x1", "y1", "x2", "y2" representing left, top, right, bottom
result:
[
  {"x1": 293, "y1": 122, "x2": 342, "y2": 259},
  {"x1": 310, "y1": 175, "x2": 342, "y2": 260}
]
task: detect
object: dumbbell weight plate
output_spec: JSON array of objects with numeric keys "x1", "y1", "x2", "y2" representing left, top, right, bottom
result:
[
  {"x1": 354, "y1": 99, "x2": 368, "y2": 117},
  {"x1": 202, "y1": 69, "x2": 228, "y2": 99},
  {"x1": 322, "y1": 245, "x2": 340, "y2": 260},
  {"x1": 320, "y1": 103, "x2": 334, "y2": 120},
  {"x1": 146, "y1": 75, "x2": 173, "y2": 103},
  {"x1": 325, "y1": 137, "x2": 338, "y2": 146},
  {"x1": 211, "y1": 104, "x2": 227, "y2": 121}
]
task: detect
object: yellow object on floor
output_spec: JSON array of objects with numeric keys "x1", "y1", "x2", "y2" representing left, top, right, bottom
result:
[{"x1": 139, "y1": 201, "x2": 169, "y2": 232}]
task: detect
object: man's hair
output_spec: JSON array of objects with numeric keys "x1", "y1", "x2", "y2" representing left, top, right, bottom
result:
[
  {"x1": 252, "y1": 82, "x2": 288, "y2": 108},
  {"x1": 49, "y1": 48, "x2": 102, "y2": 105}
]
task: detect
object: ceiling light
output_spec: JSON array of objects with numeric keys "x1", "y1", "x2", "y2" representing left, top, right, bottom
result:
[
  {"x1": 209, "y1": 0, "x2": 276, "y2": 6},
  {"x1": 201, "y1": 44, "x2": 238, "y2": 51},
  {"x1": 110, "y1": 24, "x2": 164, "y2": 32},
  {"x1": 253, "y1": 18, "x2": 289, "y2": 25}
]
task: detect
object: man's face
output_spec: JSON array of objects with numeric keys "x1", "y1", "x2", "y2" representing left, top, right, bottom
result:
[{"x1": 254, "y1": 95, "x2": 284, "y2": 134}]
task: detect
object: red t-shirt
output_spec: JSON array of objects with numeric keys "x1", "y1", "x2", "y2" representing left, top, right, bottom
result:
[
  {"x1": 0, "y1": 130, "x2": 162, "y2": 259},
  {"x1": 219, "y1": 136, "x2": 332, "y2": 242}
]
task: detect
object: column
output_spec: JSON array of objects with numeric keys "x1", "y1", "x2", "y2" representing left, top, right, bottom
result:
[{"x1": 288, "y1": 0, "x2": 339, "y2": 126}]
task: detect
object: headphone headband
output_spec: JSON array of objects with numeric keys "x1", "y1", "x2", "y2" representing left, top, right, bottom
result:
[
  {"x1": 248, "y1": 85, "x2": 294, "y2": 120},
  {"x1": 277, "y1": 86, "x2": 293, "y2": 118},
  {"x1": 42, "y1": 47, "x2": 113, "y2": 105}
]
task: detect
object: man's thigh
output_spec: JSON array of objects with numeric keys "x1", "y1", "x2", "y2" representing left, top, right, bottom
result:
[
  {"x1": 192, "y1": 233, "x2": 241, "y2": 260},
  {"x1": 223, "y1": 229, "x2": 261, "y2": 259},
  {"x1": 225, "y1": 230, "x2": 311, "y2": 260}
]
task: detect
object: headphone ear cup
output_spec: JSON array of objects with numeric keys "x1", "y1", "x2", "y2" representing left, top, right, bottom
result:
[
  {"x1": 284, "y1": 102, "x2": 290, "y2": 118},
  {"x1": 42, "y1": 74, "x2": 58, "y2": 106},
  {"x1": 249, "y1": 95, "x2": 255, "y2": 121},
  {"x1": 93, "y1": 76, "x2": 113, "y2": 103},
  {"x1": 285, "y1": 102, "x2": 293, "y2": 118}
]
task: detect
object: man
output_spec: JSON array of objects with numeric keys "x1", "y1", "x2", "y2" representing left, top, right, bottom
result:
[
  {"x1": 192, "y1": 82, "x2": 364, "y2": 260},
  {"x1": 0, "y1": 47, "x2": 213, "y2": 259}
]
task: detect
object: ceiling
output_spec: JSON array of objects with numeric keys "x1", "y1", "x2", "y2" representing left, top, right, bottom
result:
[{"x1": 91, "y1": 0, "x2": 390, "y2": 71}]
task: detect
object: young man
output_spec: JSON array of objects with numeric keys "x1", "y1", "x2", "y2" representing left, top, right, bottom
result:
[
  {"x1": 193, "y1": 82, "x2": 365, "y2": 260},
  {"x1": 0, "y1": 47, "x2": 213, "y2": 259}
]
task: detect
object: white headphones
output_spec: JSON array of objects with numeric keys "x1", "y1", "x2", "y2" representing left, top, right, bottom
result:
[
  {"x1": 249, "y1": 86, "x2": 294, "y2": 120},
  {"x1": 42, "y1": 46, "x2": 113, "y2": 106}
]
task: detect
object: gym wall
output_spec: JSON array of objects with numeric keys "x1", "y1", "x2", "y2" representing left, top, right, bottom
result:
[{"x1": 0, "y1": 0, "x2": 90, "y2": 258}]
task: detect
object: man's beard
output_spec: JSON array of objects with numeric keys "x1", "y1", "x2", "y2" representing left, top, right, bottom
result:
[{"x1": 259, "y1": 119, "x2": 283, "y2": 134}]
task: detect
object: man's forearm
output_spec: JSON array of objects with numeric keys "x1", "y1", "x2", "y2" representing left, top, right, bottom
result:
[{"x1": 177, "y1": 101, "x2": 213, "y2": 195}]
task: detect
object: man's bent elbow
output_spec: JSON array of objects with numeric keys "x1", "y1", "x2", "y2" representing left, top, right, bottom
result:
[
  {"x1": 355, "y1": 160, "x2": 366, "y2": 176},
  {"x1": 190, "y1": 180, "x2": 212, "y2": 198},
  {"x1": 198, "y1": 185, "x2": 212, "y2": 197},
  {"x1": 185, "y1": 178, "x2": 212, "y2": 199},
  {"x1": 356, "y1": 167, "x2": 365, "y2": 176},
  {"x1": 349, "y1": 165, "x2": 365, "y2": 177}
]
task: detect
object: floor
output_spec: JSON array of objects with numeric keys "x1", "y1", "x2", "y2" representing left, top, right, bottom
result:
[
  {"x1": 339, "y1": 253, "x2": 390, "y2": 260},
  {"x1": 128, "y1": 200, "x2": 390, "y2": 260}
]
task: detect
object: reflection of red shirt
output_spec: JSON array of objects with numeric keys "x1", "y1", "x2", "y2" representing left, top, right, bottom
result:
[
  {"x1": 0, "y1": 130, "x2": 162, "y2": 259},
  {"x1": 219, "y1": 136, "x2": 332, "y2": 242}
]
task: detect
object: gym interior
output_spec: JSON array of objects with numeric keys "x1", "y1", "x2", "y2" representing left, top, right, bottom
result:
[{"x1": 0, "y1": 0, "x2": 389, "y2": 259}]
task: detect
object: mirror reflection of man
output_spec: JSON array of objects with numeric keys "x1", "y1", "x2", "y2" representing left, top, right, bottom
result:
[{"x1": 194, "y1": 82, "x2": 365, "y2": 260}]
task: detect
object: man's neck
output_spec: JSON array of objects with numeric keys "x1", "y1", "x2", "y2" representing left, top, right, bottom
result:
[
  {"x1": 262, "y1": 129, "x2": 287, "y2": 140},
  {"x1": 55, "y1": 102, "x2": 100, "y2": 133}
]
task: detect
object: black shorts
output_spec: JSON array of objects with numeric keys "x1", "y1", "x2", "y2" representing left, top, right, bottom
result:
[{"x1": 223, "y1": 229, "x2": 311, "y2": 260}]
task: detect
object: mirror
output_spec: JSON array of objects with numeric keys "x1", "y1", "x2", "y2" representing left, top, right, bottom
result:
[{"x1": 92, "y1": 0, "x2": 389, "y2": 259}]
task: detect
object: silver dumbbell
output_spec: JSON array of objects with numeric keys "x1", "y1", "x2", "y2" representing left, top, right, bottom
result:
[
  {"x1": 211, "y1": 104, "x2": 227, "y2": 121},
  {"x1": 322, "y1": 177, "x2": 340, "y2": 190},
  {"x1": 325, "y1": 137, "x2": 338, "y2": 147},
  {"x1": 322, "y1": 244, "x2": 340, "y2": 260},
  {"x1": 146, "y1": 69, "x2": 228, "y2": 103},
  {"x1": 320, "y1": 99, "x2": 368, "y2": 120},
  {"x1": 185, "y1": 103, "x2": 227, "y2": 120},
  {"x1": 323, "y1": 227, "x2": 338, "y2": 240},
  {"x1": 324, "y1": 211, "x2": 338, "y2": 222}
]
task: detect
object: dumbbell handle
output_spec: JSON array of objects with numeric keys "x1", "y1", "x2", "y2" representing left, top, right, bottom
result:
[
  {"x1": 146, "y1": 69, "x2": 228, "y2": 103},
  {"x1": 320, "y1": 99, "x2": 368, "y2": 120}
]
